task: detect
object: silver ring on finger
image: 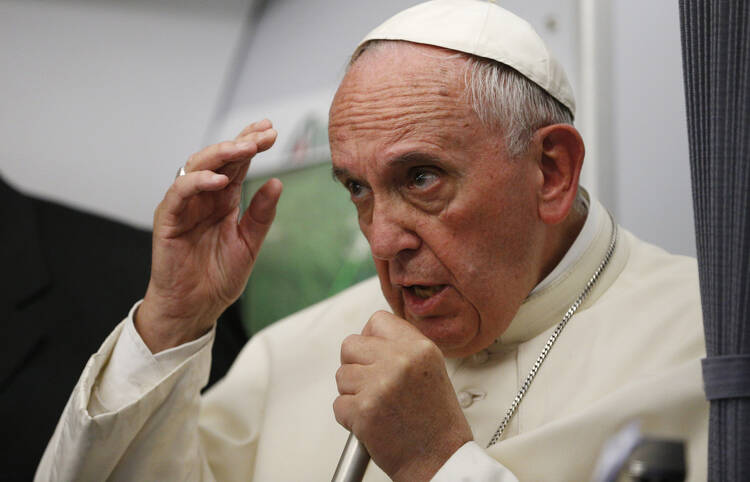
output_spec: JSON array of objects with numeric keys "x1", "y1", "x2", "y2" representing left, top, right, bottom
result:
[{"x1": 176, "y1": 165, "x2": 187, "y2": 178}]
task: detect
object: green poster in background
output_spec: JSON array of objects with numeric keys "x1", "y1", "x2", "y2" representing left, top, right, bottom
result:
[{"x1": 241, "y1": 162, "x2": 376, "y2": 335}]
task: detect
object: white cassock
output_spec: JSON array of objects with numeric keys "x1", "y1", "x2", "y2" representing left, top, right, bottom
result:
[{"x1": 36, "y1": 195, "x2": 708, "y2": 481}]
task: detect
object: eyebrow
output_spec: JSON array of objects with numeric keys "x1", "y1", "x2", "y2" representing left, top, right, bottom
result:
[
  {"x1": 331, "y1": 166, "x2": 350, "y2": 184},
  {"x1": 393, "y1": 151, "x2": 443, "y2": 165},
  {"x1": 330, "y1": 151, "x2": 445, "y2": 183}
]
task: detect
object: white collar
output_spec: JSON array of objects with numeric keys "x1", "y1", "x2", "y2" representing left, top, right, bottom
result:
[{"x1": 491, "y1": 190, "x2": 628, "y2": 346}]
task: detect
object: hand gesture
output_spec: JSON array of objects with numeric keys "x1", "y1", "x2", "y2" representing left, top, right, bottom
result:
[
  {"x1": 136, "y1": 120, "x2": 282, "y2": 353},
  {"x1": 334, "y1": 311, "x2": 474, "y2": 481}
]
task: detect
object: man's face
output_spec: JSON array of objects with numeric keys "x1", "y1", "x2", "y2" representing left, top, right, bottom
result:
[{"x1": 329, "y1": 44, "x2": 546, "y2": 358}]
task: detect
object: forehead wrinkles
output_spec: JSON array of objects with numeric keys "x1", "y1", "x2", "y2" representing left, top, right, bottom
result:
[{"x1": 329, "y1": 59, "x2": 472, "y2": 145}]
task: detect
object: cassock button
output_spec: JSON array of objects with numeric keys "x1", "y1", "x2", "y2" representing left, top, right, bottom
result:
[
  {"x1": 471, "y1": 350, "x2": 489, "y2": 365},
  {"x1": 457, "y1": 389, "x2": 486, "y2": 408},
  {"x1": 458, "y1": 391, "x2": 474, "y2": 408}
]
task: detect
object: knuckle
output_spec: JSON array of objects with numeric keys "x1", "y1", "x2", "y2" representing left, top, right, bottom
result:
[
  {"x1": 356, "y1": 396, "x2": 375, "y2": 421},
  {"x1": 167, "y1": 178, "x2": 184, "y2": 198},
  {"x1": 340, "y1": 334, "x2": 357, "y2": 360},
  {"x1": 377, "y1": 374, "x2": 397, "y2": 399},
  {"x1": 217, "y1": 141, "x2": 235, "y2": 155},
  {"x1": 355, "y1": 399, "x2": 382, "y2": 438},
  {"x1": 342, "y1": 333, "x2": 358, "y2": 346},
  {"x1": 252, "y1": 129, "x2": 270, "y2": 141},
  {"x1": 415, "y1": 338, "x2": 438, "y2": 358},
  {"x1": 372, "y1": 309, "x2": 389, "y2": 319},
  {"x1": 184, "y1": 154, "x2": 196, "y2": 171},
  {"x1": 395, "y1": 353, "x2": 411, "y2": 372},
  {"x1": 362, "y1": 313, "x2": 383, "y2": 336},
  {"x1": 368, "y1": 311, "x2": 386, "y2": 328}
]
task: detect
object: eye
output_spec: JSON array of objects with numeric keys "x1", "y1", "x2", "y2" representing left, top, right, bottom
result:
[
  {"x1": 346, "y1": 179, "x2": 369, "y2": 200},
  {"x1": 408, "y1": 167, "x2": 440, "y2": 190}
]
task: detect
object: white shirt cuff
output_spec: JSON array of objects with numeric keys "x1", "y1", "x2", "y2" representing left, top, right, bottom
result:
[
  {"x1": 89, "y1": 300, "x2": 215, "y2": 414},
  {"x1": 431, "y1": 441, "x2": 518, "y2": 482}
]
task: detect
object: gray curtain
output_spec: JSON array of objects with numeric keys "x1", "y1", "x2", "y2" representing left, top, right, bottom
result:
[{"x1": 679, "y1": 1, "x2": 750, "y2": 480}]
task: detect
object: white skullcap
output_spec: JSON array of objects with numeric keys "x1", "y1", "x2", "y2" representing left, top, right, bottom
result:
[{"x1": 358, "y1": 0, "x2": 576, "y2": 117}]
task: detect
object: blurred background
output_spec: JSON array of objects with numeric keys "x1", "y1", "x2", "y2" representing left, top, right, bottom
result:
[{"x1": 0, "y1": 0, "x2": 695, "y2": 332}]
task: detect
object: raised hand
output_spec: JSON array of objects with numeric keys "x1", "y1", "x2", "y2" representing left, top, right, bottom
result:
[
  {"x1": 136, "y1": 119, "x2": 282, "y2": 353},
  {"x1": 334, "y1": 311, "x2": 474, "y2": 481}
]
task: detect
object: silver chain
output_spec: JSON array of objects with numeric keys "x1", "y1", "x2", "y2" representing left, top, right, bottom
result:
[{"x1": 486, "y1": 216, "x2": 618, "y2": 448}]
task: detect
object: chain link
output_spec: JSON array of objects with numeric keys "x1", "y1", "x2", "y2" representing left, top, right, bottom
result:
[{"x1": 486, "y1": 216, "x2": 618, "y2": 448}]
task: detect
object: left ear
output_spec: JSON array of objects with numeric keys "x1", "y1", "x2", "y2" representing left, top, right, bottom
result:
[{"x1": 532, "y1": 124, "x2": 585, "y2": 225}]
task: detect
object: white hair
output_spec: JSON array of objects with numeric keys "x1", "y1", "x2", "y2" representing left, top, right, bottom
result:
[{"x1": 349, "y1": 40, "x2": 574, "y2": 158}]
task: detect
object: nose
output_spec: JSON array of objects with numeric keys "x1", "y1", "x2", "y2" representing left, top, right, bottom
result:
[{"x1": 363, "y1": 197, "x2": 421, "y2": 260}]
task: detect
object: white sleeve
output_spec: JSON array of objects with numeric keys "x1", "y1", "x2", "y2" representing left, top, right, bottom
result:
[
  {"x1": 431, "y1": 441, "x2": 519, "y2": 482},
  {"x1": 35, "y1": 301, "x2": 217, "y2": 481},
  {"x1": 89, "y1": 301, "x2": 214, "y2": 414}
]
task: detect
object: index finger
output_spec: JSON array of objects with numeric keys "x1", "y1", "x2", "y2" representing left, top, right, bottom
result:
[
  {"x1": 184, "y1": 140, "x2": 258, "y2": 176},
  {"x1": 184, "y1": 126, "x2": 277, "y2": 176}
]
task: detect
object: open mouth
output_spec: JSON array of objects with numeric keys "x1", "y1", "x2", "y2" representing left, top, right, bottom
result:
[{"x1": 406, "y1": 284, "x2": 446, "y2": 299}]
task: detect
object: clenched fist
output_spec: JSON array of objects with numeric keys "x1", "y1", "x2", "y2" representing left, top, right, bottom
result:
[{"x1": 334, "y1": 311, "x2": 473, "y2": 481}]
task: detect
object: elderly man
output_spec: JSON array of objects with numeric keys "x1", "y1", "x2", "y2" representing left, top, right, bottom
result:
[{"x1": 37, "y1": 1, "x2": 707, "y2": 480}]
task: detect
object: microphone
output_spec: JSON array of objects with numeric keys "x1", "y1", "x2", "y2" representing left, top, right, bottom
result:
[{"x1": 331, "y1": 433, "x2": 370, "y2": 482}]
